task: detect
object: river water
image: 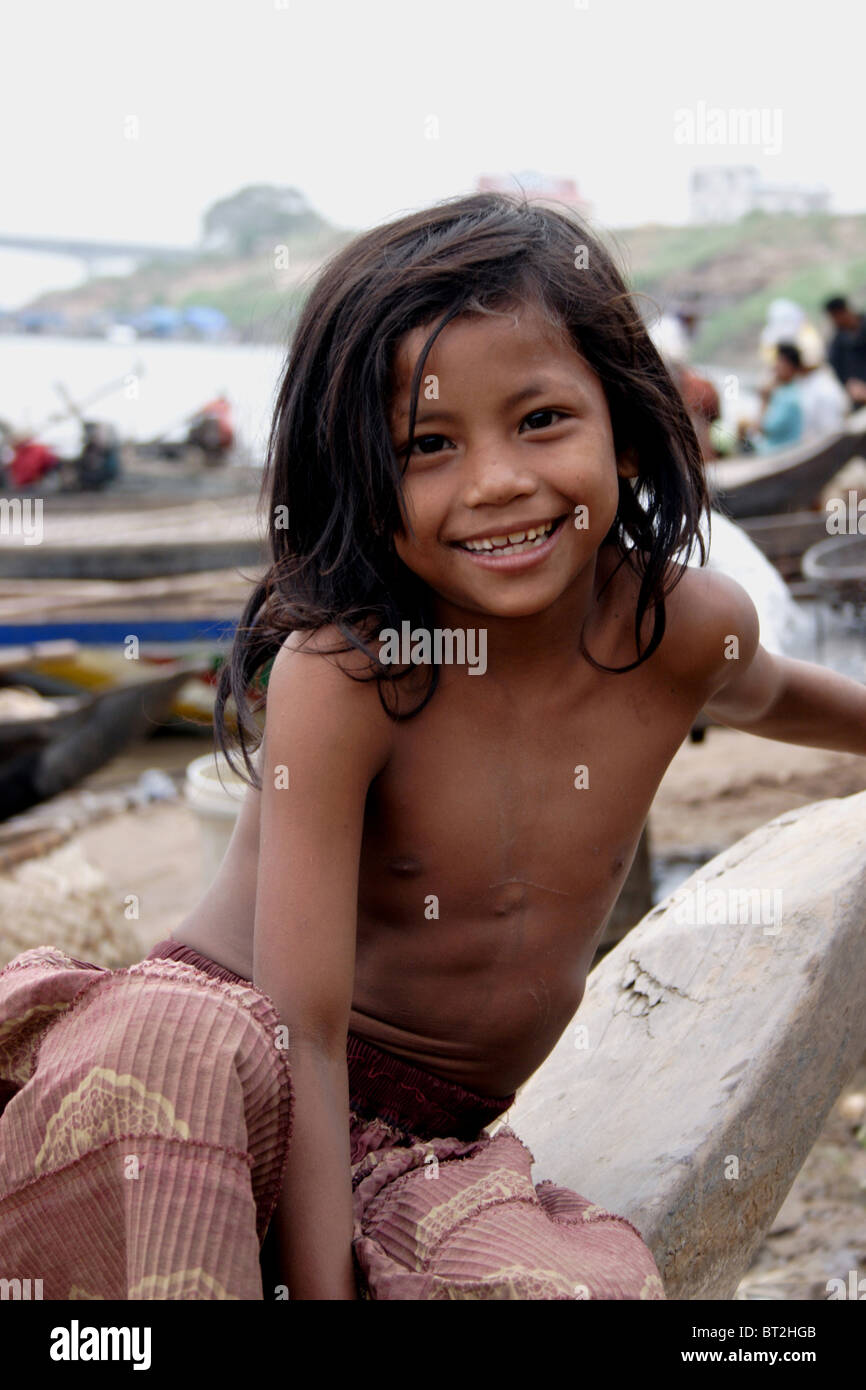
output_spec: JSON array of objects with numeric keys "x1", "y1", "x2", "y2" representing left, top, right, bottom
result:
[
  {"x1": 0, "y1": 332, "x2": 286, "y2": 462},
  {"x1": 2, "y1": 334, "x2": 762, "y2": 461},
  {"x1": 2, "y1": 332, "x2": 764, "y2": 460}
]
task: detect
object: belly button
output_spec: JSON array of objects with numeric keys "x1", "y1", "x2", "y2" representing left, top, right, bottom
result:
[
  {"x1": 387, "y1": 857, "x2": 424, "y2": 877},
  {"x1": 493, "y1": 882, "x2": 527, "y2": 916}
]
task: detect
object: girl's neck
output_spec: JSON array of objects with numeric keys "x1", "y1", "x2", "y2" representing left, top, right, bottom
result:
[{"x1": 428, "y1": 545, "x2": 616, "y2": 686}]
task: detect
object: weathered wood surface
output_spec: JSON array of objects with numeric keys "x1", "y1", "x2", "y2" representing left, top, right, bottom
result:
[
  {"x1": 0, "y1": 495, "x2": 262, "y2": 548},
  {"x1": 708, "y1": 408, "x2": 866, "y2": 519},
  {"x1": 739, "y1": 511, "x2": 828, "y2": 576},
  {"x1": 0, "y1": 569, "x2": 261, "y2": 621},
  {"x1": 506, "y1": 792, "x2": 866, "y2": 1299},
  {"x1": 0, "y1": 541, "x2": 265, "y2": 582},
  {"x1": 0, "y1": 496, "x2": 266, "y2": 580}
]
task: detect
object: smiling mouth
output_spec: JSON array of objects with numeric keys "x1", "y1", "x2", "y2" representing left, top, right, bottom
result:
[{"x1": 452, "y1": 515, "x2": 567, "y2": 557}]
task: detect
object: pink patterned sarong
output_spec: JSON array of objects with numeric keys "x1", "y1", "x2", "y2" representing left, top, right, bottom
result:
[{"x1": 0, "y1": 942, "x2": 664, "y2": 1300}]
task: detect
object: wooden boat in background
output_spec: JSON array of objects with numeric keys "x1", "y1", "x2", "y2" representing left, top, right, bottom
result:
[
  {"x1": 2, "y1": 460, "x2": 266, "y2": 509},
  {"x1": 737, "y1": 511, "x2": 830, "y2": 582},
  {"x1": 1, "y1": 643, "x2": 228, "y2": 730},
  {"x1": 0, "y1": 568, "x2": 255, "y2": 628},
  {"x1": 708, "y1": 407, "x2": 866, "y2": 519},
  {"x1": 0, "y1": 568, "x2": 259, "y2": 726},
  {"x1": 0, "y1": 660, "x2": 203, "y2": 820},
  {"x1": 0, "y1": 494, "x2": 266, "y2": 580}
]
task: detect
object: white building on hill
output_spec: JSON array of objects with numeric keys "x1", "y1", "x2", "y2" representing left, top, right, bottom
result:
[{"x1": 690, "y1": 167, "x2": 830, "y2": 223}]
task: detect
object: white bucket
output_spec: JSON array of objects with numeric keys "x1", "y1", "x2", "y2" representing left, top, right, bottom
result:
[{"x1": 184, "y1": 751, "x2": 248, "y2": 885}]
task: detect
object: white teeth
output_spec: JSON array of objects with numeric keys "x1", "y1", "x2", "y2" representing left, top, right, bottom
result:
[{"x1": 459, "y1": 518, "x2": 559, "y2": 556}]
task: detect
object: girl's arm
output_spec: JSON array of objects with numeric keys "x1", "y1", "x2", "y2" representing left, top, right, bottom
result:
[
  {"x1": 253, "y1": 631, "x2": 393, "y2": 1300},
  {"x1": 708, "y1": 648, "x2": 866, "y2": 752},
  {"x1": 693, "y1": 573, "x2": 866, "y2": 754}
]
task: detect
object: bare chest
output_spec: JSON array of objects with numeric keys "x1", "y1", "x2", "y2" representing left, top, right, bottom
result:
[{"x1": 358, "y1": 672, "x2": 695, "y2": 933}]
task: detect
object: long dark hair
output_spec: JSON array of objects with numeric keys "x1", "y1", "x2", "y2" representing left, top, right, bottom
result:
[{"x1": 215, "y1": 191, "x2": 708, "y2": 787}]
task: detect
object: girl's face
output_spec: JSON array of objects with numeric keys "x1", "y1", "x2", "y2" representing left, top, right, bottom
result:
[{"x1": 387, "y1": 300, "x2": 638, "y2": 620}]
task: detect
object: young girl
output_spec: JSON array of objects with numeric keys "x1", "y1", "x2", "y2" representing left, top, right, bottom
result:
[{"x1": 2, "y1": 192, "x2": 864, "y2": 1301}]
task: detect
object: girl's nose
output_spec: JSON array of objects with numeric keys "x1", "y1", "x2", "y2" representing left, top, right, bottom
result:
[{"x1": 460, "y1": 448, "x2": 537, "y2": 508}]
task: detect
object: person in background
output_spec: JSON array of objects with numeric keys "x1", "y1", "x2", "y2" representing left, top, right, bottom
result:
[
  {"x1": 1, "y1": 430, "x2": 60, "y2": 489},
  {"x1": 759, "y1": 299, "x2": 823, "y2": 375},
  {"x1": 187, "y1": 393, "x2": 234, "y2": 459},
  {"x1": 797, "y1": 337, "x2": 849, "y2": 439},
  {"x1": 823, "y1": 296, "x2": 866, "y2": 405},
  {"x1": 648, "y1": 307, "x2": 721, "y2": 461},
  {"x1": 741, "y1": 343, "x2": 804, "y2": 453},
  {"x1": 75, "y1": 420, "x2": 121, "y2": 490},
  {"x1": 680, "y1": 366, "x2": 721, "y2": 460}
]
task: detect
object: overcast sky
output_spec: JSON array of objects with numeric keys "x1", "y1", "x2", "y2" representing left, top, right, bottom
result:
[{"x1": 1, "y1": 0, "x2": 860, "y2": 300}]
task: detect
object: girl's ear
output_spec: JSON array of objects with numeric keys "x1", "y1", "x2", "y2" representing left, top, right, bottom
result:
[{"x1": 616, "y1": 445, "x2": 640, "y2": 479}]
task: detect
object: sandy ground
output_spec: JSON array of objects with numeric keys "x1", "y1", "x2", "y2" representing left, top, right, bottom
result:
[
  {"x1": 73, "y1": 737, "x2": 213, "y2": 959},
  {"x1": 4, "y1": 721, "x2": 865, "y2": 1299},
  {"x1": 650, "y1": 727, "x2": 866, "y2": 859}
]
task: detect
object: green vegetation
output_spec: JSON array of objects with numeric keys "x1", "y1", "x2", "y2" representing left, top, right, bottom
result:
[
  {"x1": 29, "y1": 189, "x2": 866, "y2": 366},
  {"x1": 614, "y1": 211, "x2": 866, "y2": 364},
  {"x1": 693, "y1": 254, "x2": 866, "y2": 360}
]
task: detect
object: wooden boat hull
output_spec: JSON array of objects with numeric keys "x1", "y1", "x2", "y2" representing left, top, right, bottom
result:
[
  {"x1": 509, "y1": 792, "x2": 866, "y2": 1298},
  {"x1": 0, "y1": 541, "x2": 263, "y2": 581},
  {"x1": 737, "y1": 510, "x2": 830, "y2": 581},
  {"x1": 0, "y1": 664, "x2": 199, "y2": 821},
  {"x1": 0, "y1": 643, "x2": 227, "y2": 729},
  {"x1": 0, "y1": 566, "x2": 251, "y2": 726},
  {"x1": 0, "y1": 494, "x2": 266, "y2": 581},
  {"x1": 738, "y1": 510, "x2": 828, "y2": 558},
  {"x1": 708, "y1": 425, "x2": 864, "y2": 518}
]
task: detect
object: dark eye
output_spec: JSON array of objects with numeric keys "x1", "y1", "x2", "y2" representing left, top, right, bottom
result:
[
  {"x1": 410, "y1": 434, "x2": 452, "y2": 455},
  {"x1": 522, "y1": 409, "x2": 564, "y2": 430}
]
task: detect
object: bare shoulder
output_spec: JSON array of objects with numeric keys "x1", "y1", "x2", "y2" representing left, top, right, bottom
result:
[
  {"x1": 601, "y1": 547, "x2": 760, "y2": 685},
  {"x1": 275, "y1": 620, "x2": 386, "y2": 681},
  {"x1": 660, "y1": 561, "x2": 761, "y2": 685},
  {"x1": 266, "y1": 623, "x2": 395, "y2": 775}
]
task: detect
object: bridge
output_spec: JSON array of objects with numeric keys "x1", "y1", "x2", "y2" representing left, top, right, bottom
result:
[{"x1": 0, "y1": 234, "x2": 198, "y2": 276}]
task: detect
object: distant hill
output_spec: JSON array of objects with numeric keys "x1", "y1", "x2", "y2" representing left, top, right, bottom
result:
[
  {"x1": 609, "y1": 211, "x2": 866, "y2": 366},
  {"x1": 25, "y1": 190, "x2": 866, "y2": 365},
  {"x1": 25, "y1": 184, "x2": 354, "y2": 345}
]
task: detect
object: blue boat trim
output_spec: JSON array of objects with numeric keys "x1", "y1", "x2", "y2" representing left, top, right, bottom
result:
[{"x1": 0, "y1": 620, "x2": 238, "y2": 645}]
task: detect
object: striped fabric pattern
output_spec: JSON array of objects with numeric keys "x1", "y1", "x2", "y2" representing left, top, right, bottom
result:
[{"x1": 0, "y1": 945, "x2": 664, "y2": 1300}]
